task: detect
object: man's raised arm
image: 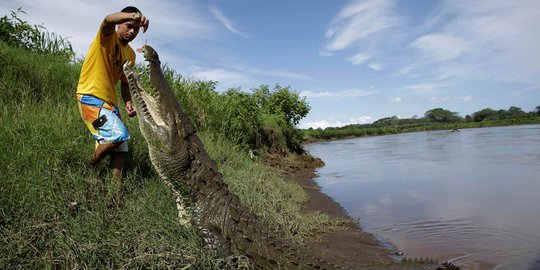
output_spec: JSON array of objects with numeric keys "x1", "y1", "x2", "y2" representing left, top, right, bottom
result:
[{"x1": 101, "y1": 12, "x2": 149, "y2": 36}]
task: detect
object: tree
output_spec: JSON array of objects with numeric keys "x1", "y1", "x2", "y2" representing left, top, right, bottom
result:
[
  {"x1": 252, "y1": 84, "x2": 310, "y2": 126},
  {"x1": 424, "y1": 108, "x2": 462, "y2": 123},
  {"x1": 373, "y1": 116, "x2": 399, "y2": 126},
  {"x1": 536, "y1": 106, "x2": 540, "y2": 116},
  {"x1": 507, "y1": 106, "x2": 526, "y2": 118},
  {"x1": 471, "y1": 108, "x2": 496, "y2": 122}
]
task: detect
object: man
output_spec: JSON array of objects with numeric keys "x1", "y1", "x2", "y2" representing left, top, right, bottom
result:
[{"x1": 76, "y1": 7, "x2": 149, "y2": 191}]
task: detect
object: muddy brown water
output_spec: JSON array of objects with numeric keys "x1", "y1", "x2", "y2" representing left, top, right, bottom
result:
[{"x1": 305, "y1": 125, "x2": 540, "y2": 270}]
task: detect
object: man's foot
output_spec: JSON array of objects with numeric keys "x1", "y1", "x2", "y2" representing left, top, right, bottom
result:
[{"x1": 84, "y1": 158, "x2": 99, "y2": 168}]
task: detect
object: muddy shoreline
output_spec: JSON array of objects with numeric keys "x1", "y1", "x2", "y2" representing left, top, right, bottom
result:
[
  {"x1": 278, "y1": 154, "x2": 404, "y2": 268},
  {"x1": 267, "y1": 151, "x2": 458, "y2": 269}
]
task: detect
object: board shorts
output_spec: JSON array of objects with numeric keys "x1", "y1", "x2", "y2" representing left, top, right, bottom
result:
[{"x1": 77, "y1": 94, "x2": 129, "y2": 152}]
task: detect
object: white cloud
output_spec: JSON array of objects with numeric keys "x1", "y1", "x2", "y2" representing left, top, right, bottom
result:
[
  {"x1": 188, "y1": 64, "x2": 311, "y2": 90},
  {"x1": 508, "y1": 86, "x2": 540, "y2": 97},
  {"x1": 319, "y1": 50, "x2": 334, "y2": 57},
  {"x1": 408, "y1": 0, "x2": 540, "y2": 86},
  {"x1": 351, "y1": 116, "x2": 374, "y2": 124},
  {"x1": 0, "y1": 0, "x2": 216, "y2": 58},
  {"x1": 326, "y1": 0, "x2": 403, "y2": 51},
  {"x1": 429, "y1": 96, "x2": 473, "y2": 103},
  {"x1": 191, "y1": 68, "x2": 248, "y2": 88},
  {"x1": 246, "y1": 68, "x2": 312, "y2": 80},
  {"x1": 412, "y1": 34, "x2": 468, "y2": 62},
  {"x1": 301, "y1": 89, "x2": 377, "y2": 98},
  {"x1": 368, "y1": 63, "x2": 384, "y2": 71},
  {"x1": 403, "y1": 83, "x2": 454, "y2": 94},
  {"x1": 325, "y1": 29, "x2": 335, "y2": 38},
  {"x1": 299, "y1": 116, "x2": 373, "y2": 129},
  {"x1": 389, "y1": 97, "x2": 404, "y2": 103},
  {"x1": 347, "y1": 53, "x2": 371, "y2": 65},
  {"x1": 209, "y1": 5, "x2": 248, "y2": 38}
]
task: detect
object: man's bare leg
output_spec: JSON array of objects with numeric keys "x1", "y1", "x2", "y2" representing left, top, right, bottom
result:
[
  {"x1": 85, "y1": 142, "x2": 121, "y2": 167},
  {"x1": 109, "y1": 151, "x2": 126, "y2": 207},
  {"x1": 110, "y1": 151, "x2": 125, "y2": 184}
]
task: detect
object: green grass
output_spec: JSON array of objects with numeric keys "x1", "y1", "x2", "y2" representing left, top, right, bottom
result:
[
  {"x1": 0, "y1": 41, "x2": 342, "y2": 269},
  {"x1": 202, "y1": 133, "x2": 343, "y2": 244}
]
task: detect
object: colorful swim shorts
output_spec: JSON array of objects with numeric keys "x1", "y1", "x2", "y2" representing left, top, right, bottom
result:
[{"x1": 77, "y1": 94, "x2": 129, "y2": 152}]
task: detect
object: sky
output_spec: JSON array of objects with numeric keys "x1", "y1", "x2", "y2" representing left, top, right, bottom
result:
[{"x1": 2, "y1": 0, "x2": 539, "y2": 129}]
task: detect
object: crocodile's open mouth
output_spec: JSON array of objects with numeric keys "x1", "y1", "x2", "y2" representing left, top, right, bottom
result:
[{"x1": 123, "y1": 46, "x2": 166, "y2": 128}]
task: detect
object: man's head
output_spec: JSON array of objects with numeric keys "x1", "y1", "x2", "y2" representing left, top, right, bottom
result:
[{"x1": 117, "y1": 6, "x2": 142, "y2": 43}]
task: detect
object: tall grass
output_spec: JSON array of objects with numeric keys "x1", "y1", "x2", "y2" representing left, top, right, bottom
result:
[
  {"x1": 0, "y1": 8, "x2": 74, "y2": 60},
  {"x1": 0, "y1": 42, "x2": 78, "y2": 103},
  {"x1": 0, "y1": 39, "x2": 342, "y2": 268}
]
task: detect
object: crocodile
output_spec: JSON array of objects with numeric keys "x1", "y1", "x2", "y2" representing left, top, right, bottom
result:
[{"x1": 122, "y1": 45, "x2": 452, "y2": 270}]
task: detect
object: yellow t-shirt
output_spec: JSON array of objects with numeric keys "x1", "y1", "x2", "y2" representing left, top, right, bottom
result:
[{"x1": 76, "y1": 26, "x2": 136, "y2": 106}]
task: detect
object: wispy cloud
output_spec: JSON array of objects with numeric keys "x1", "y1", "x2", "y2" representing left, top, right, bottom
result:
[
  {"x1": 429, "y1": 96, "x2": 473, "y2": 103},
  {"x1": 192, "y1": 68, "x2": 249, "y2": 88},
  {"x1": 188, "y1": 64, "x2": 312, "y2": 90},
  {"x1": 209, "y1": 5, "x2": 248, "y2": 38},
  {"x1": 368, "y1": 63, "x2": 384, "y2": 71},
  {"x1": 408, "y1": 0, "x2": 540, "y2": 86},
  {"x1": 299, "y1": 116, "x2": 373, "y2": 129},
  {"x1": 246, "y1": 68, "x2": 312, "y2": 80},
  {"x1": 347, "y1": 53, "x2": 371, "y2": 65},
  {"x1": 412, "y1": 34, "x2": 468, "y2": 62},
  {"x1": 326, "y1": 0, "x2": 540, "y2": 90},
  {"x1": 403, "y1": 83, "x2": 453, "y2": 94},
  {"x1": 0, "y1": 0, "x2": 216, "y2": 57},
  {"x1": 508, "y1": 86, "x2": 540, "y2": 97},
  {"x1": 301, "y1": 89, "x2": 378, "y2": 98},
  {"x1": 325, "y1": 0, "x2": 403, "y2": 51},
  {"x1": 389, "y1": 97, "x2": 404, "y2": 103}
]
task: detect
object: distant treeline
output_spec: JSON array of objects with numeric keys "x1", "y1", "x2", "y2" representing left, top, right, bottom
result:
[{"x1": 302, "y1": 107, "x2": 540, "y2": 142}]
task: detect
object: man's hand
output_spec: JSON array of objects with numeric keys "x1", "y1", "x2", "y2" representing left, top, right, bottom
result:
[
  {"x1": 132, "y1": 12, "x2": 150, "y2": 33},
  {"x1": 102, "y1": 11, "x2": 150, "y2": 36},
  {"x1": 125, "y1": 101, "x2": 137, "y2": 117}
]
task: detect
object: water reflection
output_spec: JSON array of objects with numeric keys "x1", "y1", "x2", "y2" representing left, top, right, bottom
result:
[{"x1": 305, "y1": 125, "x2": 540, "y2": 270}]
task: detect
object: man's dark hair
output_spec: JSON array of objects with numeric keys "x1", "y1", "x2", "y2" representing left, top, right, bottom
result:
[{"x1": 121, "y1": 6, "x2": 141, "y2": 14}]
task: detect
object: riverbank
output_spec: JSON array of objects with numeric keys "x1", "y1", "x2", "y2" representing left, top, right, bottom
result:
[
  {"x1": 302, "y1": 117, "x2": 540, "y2": 143},
  {"x1": 271, "y1": 153, "x2": 438, "y2": 269}
]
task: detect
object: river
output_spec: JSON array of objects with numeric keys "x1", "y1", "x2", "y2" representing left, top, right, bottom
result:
[{"x1": 304, "y1": 125, "x2": 540, "y2": 270}]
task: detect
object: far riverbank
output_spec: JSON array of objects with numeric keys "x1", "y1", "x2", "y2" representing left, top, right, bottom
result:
[{"x1": 302, "y1": 117, "x2": 540, "y2": 143}]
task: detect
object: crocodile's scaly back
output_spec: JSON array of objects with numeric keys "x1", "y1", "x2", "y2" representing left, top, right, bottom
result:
[{"x1": 122, "y1": 45, "x2": 447, "y2": 270}]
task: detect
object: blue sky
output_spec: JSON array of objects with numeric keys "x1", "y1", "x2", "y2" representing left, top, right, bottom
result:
[{"x1": 2, "y1": 0, "x2": 539, "y2": 128}]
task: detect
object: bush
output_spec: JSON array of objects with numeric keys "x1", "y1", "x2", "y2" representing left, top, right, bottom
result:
[
  {"x1": 252, "y1": 84, "x2": 310, "y2": 126},
  {"x1": 155, "y1": 67, "x2": 309, "y2": 153}
]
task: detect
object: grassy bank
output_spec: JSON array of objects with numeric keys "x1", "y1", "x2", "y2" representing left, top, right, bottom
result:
[{"x1": 0, "y1": 40, "x2": 342, "y2": 269}]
